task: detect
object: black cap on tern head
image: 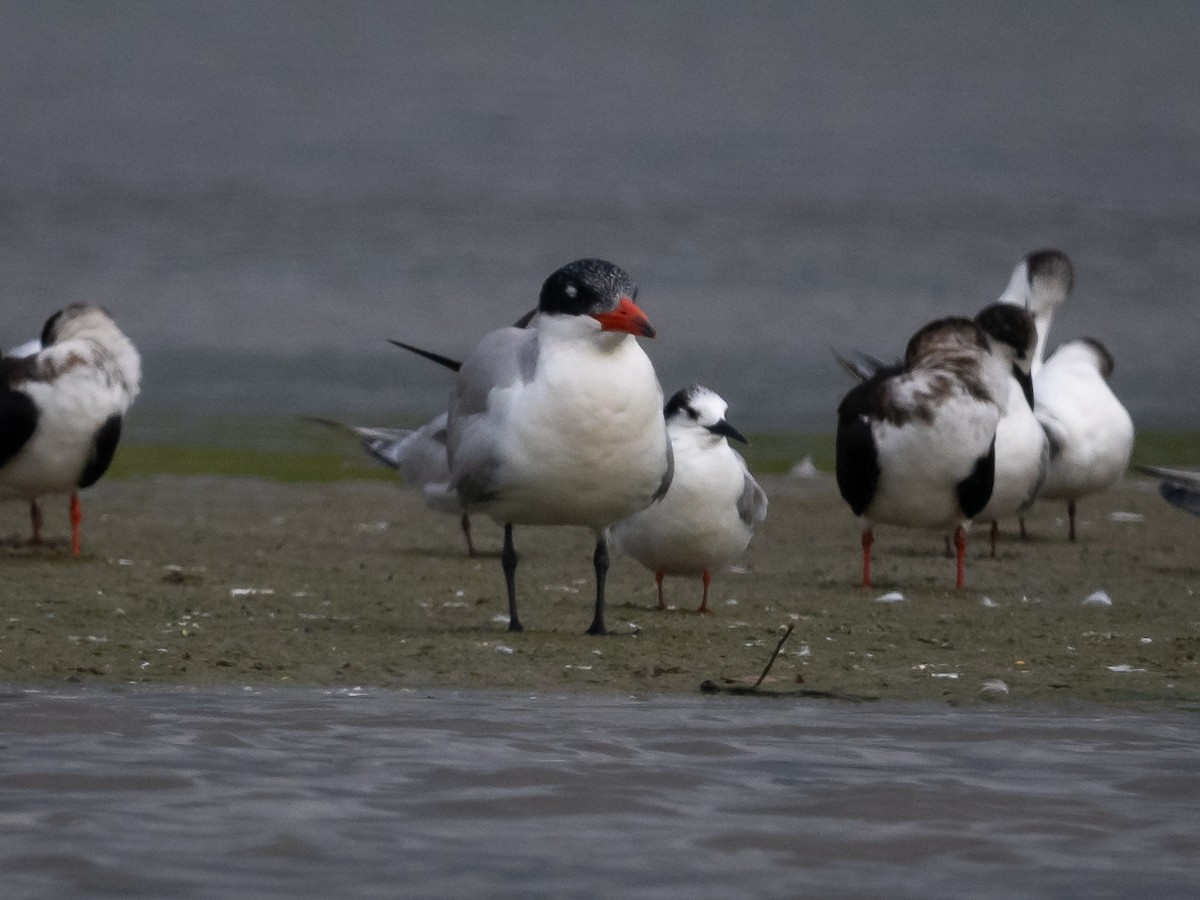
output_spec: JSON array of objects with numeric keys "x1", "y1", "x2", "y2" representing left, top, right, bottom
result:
[{"x1": 539, "y1": 259, "x2": 637, "y2": 317}]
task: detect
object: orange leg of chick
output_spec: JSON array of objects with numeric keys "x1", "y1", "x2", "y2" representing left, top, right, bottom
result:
[
  {"x1": 69, "y1": 492, "x2": 82, "y2": 557},
  {"x1": 954, "y1": 525, "x2": 967, "y2": 589},
  {"x1": 861, "y1": 528, "x2": 874, "y2": 588},
  {"x1": 696, "y1": 569, "x2": 714, "y2": 615},
  {"x1": 655, "y1": 570, "x2": 665, "y2": 610}
]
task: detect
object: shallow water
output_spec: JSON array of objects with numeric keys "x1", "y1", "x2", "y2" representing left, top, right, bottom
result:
[
  {"x1": 2, "y1": 2, "x2": 1198, "y2": 431},
  {"x1": 1, "y1": 686, "x2": 1197, "y2": 899}
]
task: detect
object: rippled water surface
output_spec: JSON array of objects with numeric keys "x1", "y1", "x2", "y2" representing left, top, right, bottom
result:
[{"x1": 2, "y1": 687, "x2": 1197, "y2": 899}]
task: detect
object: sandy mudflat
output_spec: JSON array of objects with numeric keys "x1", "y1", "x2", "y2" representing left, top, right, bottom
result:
[{"x1": 1, "y1": 471, "x2": 1197, "y2": 706}]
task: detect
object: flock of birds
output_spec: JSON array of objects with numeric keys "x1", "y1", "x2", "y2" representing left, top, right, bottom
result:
[{"x1": 1, "y1": 251, "x2": 1196, "y2": 636}]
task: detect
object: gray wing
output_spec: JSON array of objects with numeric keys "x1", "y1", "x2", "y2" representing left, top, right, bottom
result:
[
  {"x1": 446, "y1": 326, "x2": 540, "y2": 506},
  {"x1": 305, "y1": 414, "x2": 451, "y2": 488},
  {"x1": 450, "y1": 327, "x2": 539, "y2": 419},
  {"x1": 1135, "y1": 464, "x2": 1200, "y2": 489},
  {"x1": 735, "y1": 452, "x2": 769, "y2": 526},
  {"x1": 1136, "y1": 465, "x2": 1200, "y2": 518}
]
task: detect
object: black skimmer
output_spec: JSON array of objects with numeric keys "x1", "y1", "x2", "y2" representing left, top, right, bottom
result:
[
  {"x1": 835, "y1": 317, "x2": 1009, "y2": 589},
  {"x1": 1033, "y1": 338, "x2": 1135, "y2": 540},
  {"x1": 1, "y1": 305, "x2": 141, "y2": 555},
  {"x1": 425, "y1": 259, "x2": 673, "y2": 635},
  {"x1": 1135, "y1": 465, "x2": 1200, "y2": 518},
  {"x1": 610, "y1": 385, "x2": 768, "y2": 615},
  {"x1": 307, "y1": 412, "x2": 479, "y2": 555}
]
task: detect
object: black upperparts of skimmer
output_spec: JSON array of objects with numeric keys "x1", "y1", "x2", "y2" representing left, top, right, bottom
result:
[
  {"x1": 610, "y1": 384, "x2": 768, "y2": 616},
  {"x1": 1033, "y1": 337, "x2": 1135, "y2": 540},
  {"x1": 306, "y1": 413, "x2": 478, "y2": 556},
  {"x1": 432, "y1": 258, "x2": 672, "y2": 635},
  {"x1": 1, "y1": 305, "x2": 141, "y2": 555},
  {"x1": 1135, "y1": 465, "x2": 1200, "y2": 518},
  {"x1": 835, "y1": 317, "x2": 1009, "y2": 589},
  {"x1": 971, "y1": 303, "x2": 1048, "y2": 553}
]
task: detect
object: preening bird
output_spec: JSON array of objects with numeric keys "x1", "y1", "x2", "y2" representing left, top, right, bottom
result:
[
  {"x1": 835, "y1": 317, "x2": 1009, "y2": 589},
  {"x1": 610, "y1": 385, "x2": 768, "y2": 615},
  {"x1": 1, "y1": 305, "x2": 141, "y2": 555}
]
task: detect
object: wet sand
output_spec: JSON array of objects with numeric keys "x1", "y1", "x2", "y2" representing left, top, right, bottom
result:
[{"x1": 1, "y1": 471, "x2": 1197, "y2": 706}]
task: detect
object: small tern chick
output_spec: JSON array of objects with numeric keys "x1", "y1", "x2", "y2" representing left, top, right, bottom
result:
[{"x1": 611, "y1": 385, "x2": 768, "y2": 615}]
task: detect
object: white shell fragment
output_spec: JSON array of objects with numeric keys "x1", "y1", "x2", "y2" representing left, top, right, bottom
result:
[
  {"x1": 1082, "y1": 590, "x2": 1113, "y2": 607},
  {"x1": 980, "y1": 678, "x2": 1010, "y2": 697},
  {"x1": 1107, "y1": 664, "x2": 1147, "y2": 673},
  {"x1": 980, "y1": 596, "x2": 1000, "y2": 608},
  {"x1": 875, "y1": 591, "x2": 906, "y2": 604},
  {"x1": 789, "y1": 455, "x2": 820, "y2": 479},
  {"x1": 1109, "y1": 511, "x2": 1145, "y2": 523}
]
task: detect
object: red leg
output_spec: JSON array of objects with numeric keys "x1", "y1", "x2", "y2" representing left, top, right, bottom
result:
[
  {"x1": 69, "y1": 492, "x2": 82, "y2": 557},
  {"x1": 861, "y1": 528, "x2": 874, "y2": 588},
  {"x1": 696, "y1": 569, "x2": 713, "y2": 615},
  {"x1": 989, "y1": 520, "x2": 998, "y2": 558},
  {"x1": 954, "y1": 525, "x2": 966, "y2": 589},
  {"x1": 655, "y1": 570, "x2": 665, "y2": 610},
  {"x1": 29, "y1": 500, "x2": 43, "y2": 544}
]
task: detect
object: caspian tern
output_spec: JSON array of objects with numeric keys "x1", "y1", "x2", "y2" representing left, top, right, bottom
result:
[
  {"x1": 835, "y1": 317, "x2": 1009, "y2": 589},
  {"x1": 1, "y1": 305, "x2": 141, "y2": 555},
  {"x1": 425, "y1": 259, "x2": 673, "y2": 635},
  {"x1": 610, "y1": 385, "x2": 768, "y2": 615}
]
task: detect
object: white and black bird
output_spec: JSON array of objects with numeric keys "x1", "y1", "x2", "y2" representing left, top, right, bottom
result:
[
  {"x1": 610, "y1": 385, "x2": 768, "y2": 615},
  {"x1": 835, "y1": 317, "x2": 1010, "y2": 589},
  {"x1": 996, "y1": 248, "x2": 1074, "y2": 376},
  {"x1": 971, "y1": 303, "x2": 1048, "y2": 553},
  {"x1": 424, "y1": 259, "x2": 673, "y2": 635},
  {"x1": 1033, "y1": 338, "x2": 1135, "y2": 540},
  {"x1": 308, "y1": 412, "x2": 479, "y2": 555},
  {"x1": 1135, "y1": 465, "x2": 1200, "y2": 518},
  {"x1": 997, "y1": 249, "x2": 1135, "y2": 540},
  {"x1": 1, "y1": 305, "x2": 141, "y2": 555}
]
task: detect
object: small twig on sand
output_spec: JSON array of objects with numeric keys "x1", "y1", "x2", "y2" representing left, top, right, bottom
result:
[{"x1": 754, "y1": 622, "x2": 795, "y2": 688}]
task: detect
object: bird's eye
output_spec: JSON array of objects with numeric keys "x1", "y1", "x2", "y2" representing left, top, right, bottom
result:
[{"x1": 564, "y1": 284, "x2": 578, "y2": 299}]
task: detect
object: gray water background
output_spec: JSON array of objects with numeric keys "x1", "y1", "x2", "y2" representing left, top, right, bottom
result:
[
  {"x1": 3, "y1": 8, "x2": 1199, "y2": 895},
  {"x1": 2, "y1": 1, "x2": 1198, "y2": 432},
  {"x1": 2, "y1": 686, "x2": 1198, "y2": 900}
]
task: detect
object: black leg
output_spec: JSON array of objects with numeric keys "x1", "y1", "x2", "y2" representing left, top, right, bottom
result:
[
  {"x1": 501, "y1": 523, "x2": 522, "y2": 632},
  {"x1": 1067, "y1": 500, "x2": 1077, "y2": 542},
  {"x1": 586, "y1": 535, "x2": 609, "y2": 635},
  {"x1": 461, "y1": 513, "x2": 476, "y2": 557}
]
